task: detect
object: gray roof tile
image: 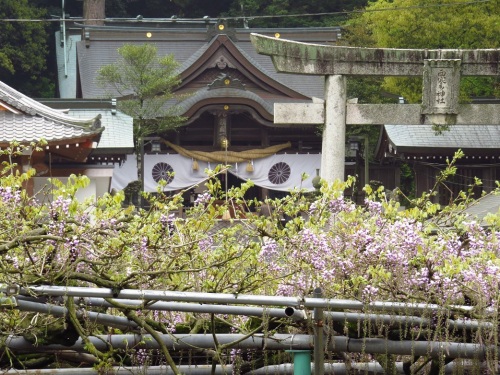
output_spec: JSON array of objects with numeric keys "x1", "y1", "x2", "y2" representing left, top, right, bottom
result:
[
  {"x1": 67, "y1": 109, "x2": 134, "y2": 150},
  {"x1": 385, "y1": 124, "x2": 500, "y2": 150},
  {"x1": 74, "y1": 27, "x2": 335, "y2": 101},
  {"x1": 0, "y1": 112, "x2": 100, "y2": 143},
  {"x1": 0, "y1": 81, "x2": 99, "y2": 128},
  {"x1": 236, "y1": 40, "x2": 324, "y2": 99},
  {"x1": 77, "y1": 40, "x2": 208, "y2": 99},
  {"x1": 0, "y1": 82, "x2": 104, "y2": 145},
  {"x1": 462, "y1": 193, "x2": 500, "y2": 227}
]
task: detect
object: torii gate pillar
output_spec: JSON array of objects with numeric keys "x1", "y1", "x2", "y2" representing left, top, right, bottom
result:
[
  {"x1": 250, "y1": 33, "x2": 500, "y2": 184},
  {"x1": 323, "y1": 75, "x2": 347, "y2": 182}
]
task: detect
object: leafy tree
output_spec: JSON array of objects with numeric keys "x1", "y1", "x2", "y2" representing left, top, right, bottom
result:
[
  {"x1": 345, "y1": 0, "x2": 500, "y2": 102},
  {"x1": 0, "y1": 0, "x2": 53, "y2": 97},
  {"x1": 67, "y1": 0, "x2": 369, "y2": 25},
  {"x1": 96, "y1": 43, "x2": 186, "y2": 204},
  {"x1": 96, "y1": 43, "x2": 186, "y2": 140},
  {"x1": 71, "y1": 0, "x2": 243, "y2": 19},
  {"x1": 224, "y1": 0, "x2": 368, "y2": 27},
  {"x1": 2, "y1": 144, "x2": 500, "y2": 373},
  {"x1": 127, "y1": 0, "x2": 234, "y2": 18}
]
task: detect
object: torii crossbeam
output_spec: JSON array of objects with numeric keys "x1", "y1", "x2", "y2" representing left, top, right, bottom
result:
[{"x1": 250, "y1": 33, "x2": 500, "y2": 183}]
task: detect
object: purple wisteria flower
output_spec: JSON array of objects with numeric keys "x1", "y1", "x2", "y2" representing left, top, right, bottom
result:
[
  {"x1": 364, "y1": 198, "x2": 382, "y2": 214},
  {"x1": 198, "y1": 236, "x2": 213, "y2": 253},
  {"x1": 0, "y1": 186, "x2": 21, "y2": 205},
  {"x1": 194, "y1": 192, "x2": 211, "y2": 205},
  {"x1": 362, "y1": 285, "x2": 379, "y2": 302},
  {"x1": 328, "y1": 195, "x2": 355, "y2": 213},
  {"x1": 160, "y1": 213, "x2": 176, "y2": 234},
  {"x1": 67, "y1": 236, "x2": 80, "y2": 262},
  {"x1": 50, "y1": 196, "x2": 71, "y2": 216},
  {"x1": 258, "y1": 238, "x2": 285, "y2": 273}
]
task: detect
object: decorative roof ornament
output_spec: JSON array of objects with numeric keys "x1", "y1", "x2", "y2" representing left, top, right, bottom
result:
[
  {"x1": 215, "y1": 56, "x2": 228, "y2": 69},
  {"x1": 208, "y1": 74, "x2": 245, "y2": 91}
]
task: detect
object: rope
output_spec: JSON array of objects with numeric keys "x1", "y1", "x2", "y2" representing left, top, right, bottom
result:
[{"x1": 163, "y1": 140, "x2": 292, "y2": 163}]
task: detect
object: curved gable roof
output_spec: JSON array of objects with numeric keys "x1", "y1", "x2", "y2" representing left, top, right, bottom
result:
[
  {"x1": 178, "y1": 34, "x2": 310, "y2": 100},
  {"x1": 177, "y1": 87, "x2": 274, "y2": 123}
]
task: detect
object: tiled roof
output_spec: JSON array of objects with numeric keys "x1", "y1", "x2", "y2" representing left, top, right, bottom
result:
[
  {"x1": 0, "y1": 81, "x2": 99, "y2": 128},
  {"x1": 462, "y1": 193, "x2": 500, "y2": 227},
  {"x1": 77, "y1": 39, "x2": 209, "y2": 99},
  {"x1": 72, "y1": 26, "x2": 336, "y2": 100},
  {"x1": 0, "y1": 112, "x2": 102, "y2": 144},
  {"x1": 0, "y1": 82, "x2": 104, "y2": 146},
  {"x1": 235, "y1": 39, "x2": 324, "y2": 99},
  {"x1": 385, "y1": 124, "x2": 500, "y2": 151},
  {"x1": 67, "y1": 109, "x2": 134, "y2": 151}
]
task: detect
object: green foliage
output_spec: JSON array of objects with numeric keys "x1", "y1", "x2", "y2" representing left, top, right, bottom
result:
[
  {"x1": 399, "y1": 162, "x2": 415, "y2": 203},
  {"x1": 96, "y1": 44, "x2": 186, "y2": 140},
  {"x1": 345, "y1": 0, "x2": 500, "y2": 101},
  {"x1": 224, "y1": 0, "x2": 365, "y2": 27},
  {"x1": 353, "y1": 0, "x2": 499, "y2": 49},
  {"x1": 64, "y1": 0, "x2": 368, "y2": 25},
  {"x1": 0, "y1": 0, "x2": 51, "y2": 96}
]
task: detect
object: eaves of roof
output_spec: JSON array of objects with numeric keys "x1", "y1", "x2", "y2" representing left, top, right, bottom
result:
[
  {"x1": 179, "y1": 87, "x2": 273, "y2": 123},
  {"x1": 72, "y1": 21, "x2": 340, "y2": 42},
  {"x1": 175, "y1": 86, "x2": 311, "y2": 126},
  {"x1": 0, "y1": 81, "x2": 99, "y2": 128}
]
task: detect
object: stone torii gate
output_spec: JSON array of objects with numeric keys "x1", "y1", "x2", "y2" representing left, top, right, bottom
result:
[{"x1": 250, "y1": 33, "x2": 500, "y2": 183}]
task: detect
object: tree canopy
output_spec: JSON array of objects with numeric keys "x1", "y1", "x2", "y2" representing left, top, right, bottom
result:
[
  {"x1": 0, "y1": 0, "x2": 53, "y2": 97},
  {"x1": 345, "y1": 0, "x2": 500, "y2": 102},
  {"x1": 68, "y1": 0, "x2": 367, "y2": 23}
]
